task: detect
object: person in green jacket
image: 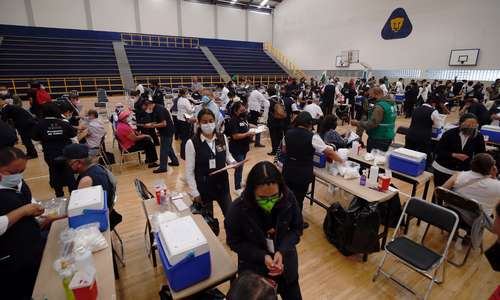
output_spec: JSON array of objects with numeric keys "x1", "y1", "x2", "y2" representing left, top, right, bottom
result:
[{"x1": 351, "y1": 87, "x2": 396, "y2": 152}]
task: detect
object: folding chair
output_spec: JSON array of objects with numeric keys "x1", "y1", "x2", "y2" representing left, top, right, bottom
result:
[
  {"x1": 111, "y1": 195, "x2": 125, "y2": 268},
  {"x1": 114, "y1": 133, "x2": 143, "y2": 167},
  {"x1": 373, "y1": 198, "x2": 459, "y2": 300},
  {"x1": 95, "y1": 136, "x2": 111, "y2": 169},
  {"x1": 433, "y1": 187, "x2": 484, "y2": 267},
  {"x1": 134, "y1": 178, "x2": 158, "y2": 267}
]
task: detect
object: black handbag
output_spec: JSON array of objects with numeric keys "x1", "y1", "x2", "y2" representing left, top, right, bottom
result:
[{"x1": 323, "y1": 197, "x2": 381, "y2": 256}]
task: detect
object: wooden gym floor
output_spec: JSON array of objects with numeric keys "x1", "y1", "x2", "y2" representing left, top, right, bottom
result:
[{"x1": 23, "y1": 96, "x2": 499, "y2": 300}]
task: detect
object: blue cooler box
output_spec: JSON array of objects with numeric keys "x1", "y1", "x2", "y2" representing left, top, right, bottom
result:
[
  {"x1": 313, "y1": 152, "x2": 326, "y2": 168},
  {"x1": 156, "y1": 216, "x2": 211, "y2": 292},
  {"x1": 480, "y1": 125, "x2": 500, "y2": 143},
  {"x1": 431, "y1": 127, "x2": 443, "y2": 138},
  {"x1": 388, "y1": 148, "x2": 427, "y2": 177},
  {"x1": 394, "y1": 94, "x2": 405, "y2": 102},
  {"x1": 355, "y1": 96, "x2": 365, "y2": 105},
  {"x1": 68, "y1": 186, "x2": 109, "y2": 232}
]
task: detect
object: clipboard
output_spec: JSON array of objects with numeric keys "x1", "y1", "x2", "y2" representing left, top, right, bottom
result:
[{"x1": 208, "y1": 159, "x2": 249, "y2": 176}]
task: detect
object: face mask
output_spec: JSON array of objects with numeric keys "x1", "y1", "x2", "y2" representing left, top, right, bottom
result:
[
  {"x1": 0, "y1": 173, "x2": 23, "y2": 188},
  {"x1": 239, "y1": 111, "x2": 247, "y2": 119},
  {"x1": 146, "y1": 108, "x2": 153, "y2": 114},
  {"x1": 256, "y1": 195, "x2": 280, "y2": 214},
  {"x1": 200, "y1": 123, "x2": 216, "y2": 135},
  {"x1": 0, "y1": 90, "x2": 7, "y2": 96},
  {"x1": 460, "y1": 126, "x2": 477, "y2": 137}
]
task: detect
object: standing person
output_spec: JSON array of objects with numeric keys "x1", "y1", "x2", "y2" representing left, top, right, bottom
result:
[
  {"x1": 320, "y1": 81, "x2": 336, "y2": 116},
  {"x1": 404, "y1": 81, "x2": 419, "y2": 118},
  {"x1": 351, "y1": 87, "x2": 397, "y2": 152},
  {"x1": 226, "y1": 102, "x2": 255, "y2": 193},
  {"x1": 341, "y1": 82, "x2": 356, "y2": 119},
  {"x1": 378, "y1": 78, "x2": 389, "y2": 96},
  {"x1": 267, "y1": 87, "x2": 287, "y2": 156},
  {"x1": 432, "y1": 113, "x2": 486, "y2": 188},
  {"x1": 417, "y1": 80, "x2": 430, "y2": 106},
  {"x1": 150, "y1": 81, "x2": 164, "y2": 106},
  {"x1": 0, "y1": 84, "x2": 22, "y2": 107},
  {"x1": 0, "y1": 96, "x2": 38, "y2": 158},
  {"x1": 143, "y1": 99, "x2": 179, "y2": 174},
  {"x1": 136, "y1": 90, "x2": 160, "y2": 146},
  {"x1": 0, "y1": 147, "x2": 46, "y2": 300},
  {"x1": 247, "y1": 86, "x2": 270, "y2": 148},
  {"x1": 395, "y1": 78, "x2": 405, "y2": 94},
  {"x1": 115, "y1": 110, "x2": 159, "y2": 168},
  {"x1": 27, "y1": 81, "x2": 51, "y2": 118},
  {"x1": 33, "y1": 103, "x2": 77, "y2": 197},
  {"x1": 405, "y1": 98, "x2": 443, "y2": 166},
  {"x1": 176, "y1": 88, "x2": 194, "y2": 160},
  {"x1": 225, "y1": 161, "x2": 303, "y2": 300},
  {"x1": 282, "y1": 112, "x2": 343, "y2": 229},
  {"x1": 185, "y1": 109, "x2": 236, "y2": 220}
]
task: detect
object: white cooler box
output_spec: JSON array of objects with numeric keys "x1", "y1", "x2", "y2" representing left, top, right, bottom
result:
[
  {"x1": 68, "y1": 185, "x2": 108, "y2": 231},
  {"x1": 157, "y1": 216, "x2": 211, "y2": 291},
  {"x1": 480, "y1": 125, "x2": 500, "y2": 143},
  {"x1": 388, "y1": 148, "x2": 427, "y2": 177}
]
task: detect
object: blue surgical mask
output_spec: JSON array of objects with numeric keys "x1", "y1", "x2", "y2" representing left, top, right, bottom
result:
[{"x1": 0, "y1": 173, "x2": 23, "y2": 188}]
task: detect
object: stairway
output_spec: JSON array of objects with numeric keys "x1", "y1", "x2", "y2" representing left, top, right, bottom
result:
[
  {"x1": 199, "y1": 46, "x2": 231, "y2": 82},
  {"x1": 112, "y1": 41, "x2": 135, "y2": 90},
  {"x1": 263, "y1": 42, "x2": 305, "y2": 78}
]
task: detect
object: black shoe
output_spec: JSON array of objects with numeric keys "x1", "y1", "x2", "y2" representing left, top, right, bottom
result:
[
  {"x1": 303, "y1": 222, "x2": 310, "y2": 229},
  {"x1": 168, "y1": 162, "x2": 180, "y2": 167},
  {"x1": 153, "y1": 168, "x2": 167, "y2": 174},
  {"x1": 255, "y1": 144, "x2": 265, "y2": 148},
  {"x1": 148, "y1": 163, "x2": 159, "y2": 168}
]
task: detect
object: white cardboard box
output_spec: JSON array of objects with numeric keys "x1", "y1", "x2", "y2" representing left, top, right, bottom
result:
[
  {"x1": 159, "y1": 216, "x2": 209, "y2": 266},
  {"x1": 67, "y1": 185, "x2": 105, "y2": 217}
]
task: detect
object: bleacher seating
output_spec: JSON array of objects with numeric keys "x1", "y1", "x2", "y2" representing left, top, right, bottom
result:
[
  {"x1": 208, "y1": 46, "x2": 287, "y2": 76},
  {"x1": 0, "y1": 35, "x2": 119, "y2": 77},
  {"x1": 125, "y1": 45, "x2": 218, "y2": 77}
]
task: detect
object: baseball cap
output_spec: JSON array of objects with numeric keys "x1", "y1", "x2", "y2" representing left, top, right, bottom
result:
[{"x1": 56, "y1": 144, "x2": 89, "y2": 161}]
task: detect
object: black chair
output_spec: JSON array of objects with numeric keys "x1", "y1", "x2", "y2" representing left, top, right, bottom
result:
[
  {"x1": 433, "y1": 187, "x2": 484, "y2": 267},
  {"x1": 134, "y1": 178, "x2": 157, "y2": 267},
  {"x1": 373, "y1": 198, "x2": 458, "y2": 300}
]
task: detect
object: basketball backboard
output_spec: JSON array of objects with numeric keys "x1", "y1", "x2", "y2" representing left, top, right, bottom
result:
[{"x1": 449, "y1": 49, "x2": 479, "y2": 66}]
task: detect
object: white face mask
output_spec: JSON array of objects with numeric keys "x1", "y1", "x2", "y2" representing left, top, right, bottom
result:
[
  {"x1": 0, "y1": 90, "x2": 8, "y2": 96},
  {"x1": 0, "y1": 173, "x2": 23, "y2": 188},
  {"x1": 146, "y1": 108, "x2": 153, "y2": 114},
  {"x1": 200, "y1": 123, "x2": 216, "y2": 135}
]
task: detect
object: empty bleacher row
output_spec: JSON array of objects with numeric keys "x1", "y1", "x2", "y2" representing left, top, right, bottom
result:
[{"x1": 209, "y1": 46, "x2": 286, "y2": 75}]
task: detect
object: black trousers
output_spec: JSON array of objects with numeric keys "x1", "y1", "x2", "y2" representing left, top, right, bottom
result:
[
  {"x1": 201, "y1": 190, "x2": 232, "y2": 218},
  {"x1": 285, "y1": 180, "x2": 310, "y2": 212},
  {"x1": 404, "y1": 98, "x2": 415, "y2": 117},
  {"x1": 177, "y1": 120, "x2": 192, "y2": 160},
  {"x1": 172, "y1": 115, "x2": 179, "y2": 140},
  {"x1": 19, "y1": 127, "x2": 37, "y2": 157},
  {"x1": 405, "y1": 137, "x2": 432, "y2": 167},
  {"x1": 277, "y1": 277, "x2": 303, "y2": 300},
  {"x1": 248, "y1": 110, "x2": 262, "y2": 145},
  {"x1": 366, "y1": 137, "x2": 392, "y2": 152},
  {"x1": 269, "y1": 125, "x2": 284, "y2": 154},
  {"x1": 140, "y1": 127, "x2": 159, "y2": 146},
  {"x1": 47, "y1": 160, "x2": 76, "y2": 197},
  {"x1": 128, "y1": 138, "x2": 158, "y2": 163}
]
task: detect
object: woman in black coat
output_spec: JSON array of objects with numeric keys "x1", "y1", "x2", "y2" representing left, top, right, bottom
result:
[{"x1": 225, "y1": 161, "x2": 303, "y2": 300}]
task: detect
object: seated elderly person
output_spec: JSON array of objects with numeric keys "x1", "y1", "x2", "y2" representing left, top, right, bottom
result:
[
  {"x1": 115, "y1": 110, "x2": 158, "y2": 168},
  {"x1": 80, "y1": 109, "x2": 106, "y2": 155},
  {"x1": 442, "y1": 153, "x2": 500, "y2": 248}
]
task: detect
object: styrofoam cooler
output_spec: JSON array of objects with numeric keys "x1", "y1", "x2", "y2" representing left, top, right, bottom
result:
[
  {"x1": 480, "y1": 125, "x2": 500, "y2": 142},
  {"x1": 388, "y1": 148, "x2": 427, "y2": 177},
  {"x1": 313, "y1": 152, "x2": 326, "y2": 168},
  {"x1": 68, "y1": 186, "x2": 108, "y2": 231},
  {"x1": 157, "y1": 216, "x2": 211, "y2": 291}
]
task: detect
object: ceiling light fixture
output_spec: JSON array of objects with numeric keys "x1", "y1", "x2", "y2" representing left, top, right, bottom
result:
[
  {"x1": 231, "y1": 0, "x2": 238, "y2": 4},
  {"x1": 259, "y1": 0, "x2": 269, "y2": 8}
]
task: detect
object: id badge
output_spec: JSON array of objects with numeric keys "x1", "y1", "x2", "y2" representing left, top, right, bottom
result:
[
  {"x1": 209, "y1": 159, "x2": 216, "y2": 169},
  {"x1": 266, "y1": 238, "x2": 275, "y2": 253}
]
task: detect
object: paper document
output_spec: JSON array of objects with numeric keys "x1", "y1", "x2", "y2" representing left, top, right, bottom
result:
[
  {"x1": 347, "y1": 131, "x2": 360, "y2": 143},
  {"x1": 249, "y1": 125, "x2": 267, "y2": 134},
  {"x1": 209, "y1": 159, "x2": 249, "y2": 176}
]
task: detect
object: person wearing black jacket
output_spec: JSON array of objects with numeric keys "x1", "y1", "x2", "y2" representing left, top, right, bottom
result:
[
  {"x1": 225, "y1": 161, "x2": 303, "y2": 300},
  {"x1": 341, "y1": 82, "x2": 357, "y2": 119},
  {"x1": 267, "y1": 88, "x2": 286, "y2": 156},
  {"x1": 432, "y1": 113, "x2": 486, "y2": 189},
  {"x1": 0, "y1": 96, "x2": 38, "y2": 158},
  {"x1": 33, "y1": 103, "x2": 77, "y2": 197},
  {"x1": 0, "y1": 119, "x2": 16, "y2": 149},
  {"x1": 0, "y1": 147, "x2": 45, "y2": 300},
  {"x1": 150, "y1": 81, "x2": 165, "y2": 106},
  {"x1": 320, "y1": 82, "x2": 336, "y2": 116},
  {"x1": 404, "y1": 82, "x2": 418, "y2": 118}
]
